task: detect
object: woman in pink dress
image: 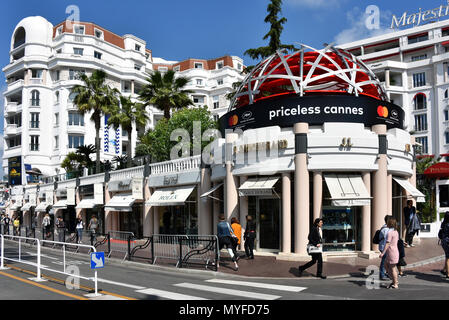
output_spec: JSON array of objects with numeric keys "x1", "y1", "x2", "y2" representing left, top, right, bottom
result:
[{"x1": 379, "y1": 217, "x2": 400, "y2": 289}]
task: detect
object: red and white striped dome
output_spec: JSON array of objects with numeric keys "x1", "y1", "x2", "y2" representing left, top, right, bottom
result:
[{"x1": 230, "y1": 44, "x2": 388, "y2": 110}]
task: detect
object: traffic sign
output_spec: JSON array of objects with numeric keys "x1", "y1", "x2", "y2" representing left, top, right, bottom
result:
[{"x1": 90, "y1": 252, "x2": 105, "y2": 269}]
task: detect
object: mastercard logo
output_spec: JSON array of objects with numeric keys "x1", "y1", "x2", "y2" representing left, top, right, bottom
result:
[
  {"x1": 377, "y1": 106, "x2": 389, "y2": 118},
  {"x1": 228, "y1": 115, "x2": 239, "y2": 126}
]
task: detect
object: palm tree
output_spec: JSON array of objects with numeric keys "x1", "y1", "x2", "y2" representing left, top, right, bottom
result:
[
  {"x1": 76, "y1": 144, "x2": 96, "y2": 169},
  {"x1": 71, "y1": 69, "x2": 119, "y2": 173},
  {"x1": 107, "y1": 96, "x2": 149, "y2": 167},
  {"x1": 139, "y1": 70, "x2": 193, "y2": 120}
]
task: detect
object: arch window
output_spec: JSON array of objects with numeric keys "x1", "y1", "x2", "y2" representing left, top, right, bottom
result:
[
  {"x1": 31, "y1": 90, "x2": 40, "y2": 106},
  {"x1": 13, "y1": 27, "x2": 26, "y2": 49},
  {"x1": 413, "y1": 93, "x2": 427, "y2": 110}
]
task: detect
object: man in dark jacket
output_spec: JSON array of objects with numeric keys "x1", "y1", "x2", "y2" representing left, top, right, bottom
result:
[
  {"x1": 244, "y1": 215, "x2": 256, "y2": 259},
  {"x1": 298, "y1": 218, "x2": 326, "y2": 279}
]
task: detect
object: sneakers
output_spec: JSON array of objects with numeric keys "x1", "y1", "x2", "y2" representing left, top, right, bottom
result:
[
  {"x1": 410, "y1": 244, "x2": 415, "y2": 247},
  {"x1": 404, "y1": 243, "x2": 409, "y2": 248},
  {"x1": 298, "y1": 268, "x2": 304, "y2": 277}
]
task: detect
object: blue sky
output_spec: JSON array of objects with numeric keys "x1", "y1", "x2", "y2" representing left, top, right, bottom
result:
[{"x1": 0, "y1": 0, "x2": 448, "y2": 162}]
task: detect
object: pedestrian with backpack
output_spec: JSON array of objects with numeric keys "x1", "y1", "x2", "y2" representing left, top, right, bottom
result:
[
  {"x1": 374, "y1": 215, "x2": 393, "y2": 281},
  {"x1": 438, "y1": 211, "x2": 449, "y2": 279}
]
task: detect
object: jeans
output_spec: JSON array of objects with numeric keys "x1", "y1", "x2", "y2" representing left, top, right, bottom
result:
[
  {"x1": 379, "y1": 252, "x2": 388, "y2": 278},
  {"x1": 76, "y1": 229, "x2": 83, "y2": 243},
  {"x1": 244, "y1": 236, "x2": 255, "y2": 258}
]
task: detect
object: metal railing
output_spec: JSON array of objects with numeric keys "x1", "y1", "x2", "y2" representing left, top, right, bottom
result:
[{"x1": 107, "y1": 231, "x2": 135, "y2": 261}]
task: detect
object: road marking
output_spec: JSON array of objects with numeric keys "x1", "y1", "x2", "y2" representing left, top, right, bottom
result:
[
  {"x1": 0, "y1": 270, "x2": 88, "y2": 300},
  {"x1": 97, "y1": 278, "x2": 146, "y2": 290},
  {"x1": 135, "y1": 288, "x2": 208, "y2": 300},
  {"x1": 205, "y1": 279, "x2": 307, "y2": 292},
  {"x1": 174, "y1": 283, "x2": 281, "y2": 300}
]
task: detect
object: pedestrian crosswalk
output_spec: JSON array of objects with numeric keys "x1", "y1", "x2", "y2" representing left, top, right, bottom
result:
[{"x1": 132, "y1": 279, "x2": 308, "y2": 300}]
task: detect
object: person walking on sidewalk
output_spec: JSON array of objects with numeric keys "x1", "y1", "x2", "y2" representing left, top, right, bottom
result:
[
  {"x1": 231, "y1": 217, "x2": 242, "y2": 260},
  {"x1": 404, "y1": 200, "x2": 421, "y2": 247},
  {"x1": 3, "y1": 214, "x2": 10, "y2": 235},
  {"x1": 378, "y1": 215, "x2": 393, "y2": 281},
  {"x1": 298, "y1": 218, "x2": 327, "y2": 279},
  {"x1": 42, "y1": 213, "x2": 51, "y2": 238},
  {"x1": 75, "y1": 215, "x2": 83, "y2": 244},
  {"x1": 13, "y1": 217, "x2": 20, "y2": 236},
  {"x1": 88, "y1": 215, "x2": 99, "y2": 244},
  {"x1": 55, "y1": 216, "x2": 65, "y2": 243},
  {"x1": 439, "y1": 211, "x2": 449, "y2": 279},
  {"x1": 244, "y1": 215, "x2": 256, "y2": 259},
  {"x1": 397, "y1": 237, "x2": 407, "y2": 277},
  {"x1": 216, "y1": 214, "x2": 239, "y2": 271},
  {"x1": 379, "y1": 217, "x2": 400, "y2": 289}
]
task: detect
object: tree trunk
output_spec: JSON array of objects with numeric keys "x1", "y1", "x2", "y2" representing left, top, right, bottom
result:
[
  {"x1": 95, "y1": 116, "x2": 101, "y2": 174},
  {"x1": 127, "y1": 127, "x2": 132, "y2": 168},
  {"x1": 164, "y1": 106, "x2": 170, "y2": 120}
]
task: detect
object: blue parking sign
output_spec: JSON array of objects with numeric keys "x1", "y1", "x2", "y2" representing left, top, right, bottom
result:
[{"x1": 91, "y1": 252, "x2": 105, "y2": 269}]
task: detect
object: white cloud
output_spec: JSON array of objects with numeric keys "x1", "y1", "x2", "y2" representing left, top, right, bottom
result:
[
  {"x1": 285, "y1": 0, "x2": 342, "y2": 8},
  {"x1": 334, "y1": 7, "x2": 395, "y2": 45}
]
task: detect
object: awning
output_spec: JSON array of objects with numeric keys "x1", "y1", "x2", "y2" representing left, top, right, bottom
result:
[
  {"x1": 105, "y1": 194, "x2": 135, "y2": 212},
  {"x1": 324, "y1": 174, "x2": 371, "y2": 207},
  {"x1": 10, "y1": 203, "x2": 21, "y2": 211},
  {"x1": 76, "y1": 198, "x2": 98, "y2": 210},
  {"x1": 35, "y1": 202, "x2": 50, "y2": 212},
  {"x1": 53, "y1": 200, "x2": 67, "y2": 209},
  {"x1": 238, "y1": 177, "x2": 280, "y2": 197},
  {"x1": 200, "y1": 183, "x2": 224, "y2": 201},
  {"x1": 21, "y1": 203, "x2": 34, "y2": 212},
  {"x1": 146, "y1": 185, "x2": 196, "y2": 207},
  {"x1": 393, "y1": 177, "x2": 425, "y2": 203}
]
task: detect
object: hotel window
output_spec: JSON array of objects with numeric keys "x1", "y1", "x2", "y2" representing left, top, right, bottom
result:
[
  {"x1": 55, "y1": 113, "x2": 59, "y2": 126},
  {"x1": 8, "y1": 114, "x2": 22, "y2": 127},
  {"x1": 213, "y1": 115, "x2": 219, "y2": 122},
  {"x1": 213, "y1": 95, "x2": 220, "y2": 109},
  {"x1": 8, "y1": 135, "x2": 21, "y2": 148},
  {"x1": 445, "y1": 110, "x2": 449, "y2": 121},
  {"x1": 73, "y1": 48, "x2": 84, "y2": 56},
  {"x1": 94, "y1": 29, "x2": 103, "y2": 39},
  {"x1": 414, "y1": 114, "x2": 427, "y2": 132},
  {"x1": 411, "y1": 54, "x2": 427, "y2": 62},
  {"x1": 32, "y1": 69, "x2": 43, "y2": 79},
  {"x1": 413, "y1": 72, "x2": 426, "y2": 87},
  {"x1": 68, "y1": 135, "x2": 84, "y2": 149},
  {"x1": 135, "y1": 44, "x2": 141, "y2": 52},
  {"x1": 158, "y1": 67, "x2": 168, "y2": 72},
  {"x1": 413, "y1": 93, "x2": 427, "y2": 110},
  {"x1": 134, "y1": 64, "x2": 142, "y2": 71},
  {"x1": 193, "y1": 96, "x2": 205, "y2": 104},
  {"x1": 56, "y1": 49, "x2": 62, "y2": 54},
  {"x1": 408, "y1": 33, "x2": 428, "y2": 44},
  {"x1": 56, "y1": 26, "x2": 63, "y2": 37},
  {"x1": 68, "y1": 112, "x2": 84, "y2": 126},
  {"x1": 30, "y1": 113, "x2": 40, "y2": 129},
  {"x1": 122, "y1": 81, "x2": 131, "y2": 93},
  {"x1": 69, "y1": 69, "x2": 85, "y2": 80},
  {"x1": 443, "y1": 28, "x2": 449, "y2": 37},
  {"x1": 216, "y1": 61, "x2": 224, "y2": 69},
  {"x1": 31, "y1": 90, "x2": 40, "y2": 106},
  {"x1": 196, "y1": 79, "x2": 203, "y2": 86},
  {"x1": 54, "y1": 136, "x2": 59, "y2": 150},
  {"x1": 194, "y1": 62, "x2": 203, "y2": 69},
  {"x1": 445, "y1": 89, "x2": 449, "y2": 99},
  {"x1": 217, "y1": 78, "x2": 224, "y2": 85},
  {"x1": 30, "y1": 135, "x2": 39, "y2": 151},
  {"x1": 94, "y1": 51, "x2": 102, "y2": 60},
  {"x1": 173, "y1": 66, "x2": 180, "y2": 72},
  {"x1": 55, "y1": 70, "x2": 60, "y2": 81},
  {"x1": 74, "y1": 25, "x2": 85, "y2": 35},
  {"x1": 445, "y1": 132, "x2": 449, "y2": 145},
  {"x1": 237, "y1": 63, "x2": 242, "y2": 70},
  {"x1": 415, "y1": 136, "x2": 428, "y2": 154},
  {"x1": 55, "y1": 91, "x2": 60, "y2": 104}
]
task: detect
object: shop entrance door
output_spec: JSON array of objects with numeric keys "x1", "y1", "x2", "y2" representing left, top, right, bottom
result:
[{"x1": 256, "y1": 197, "x2": 281, "y2": 252}]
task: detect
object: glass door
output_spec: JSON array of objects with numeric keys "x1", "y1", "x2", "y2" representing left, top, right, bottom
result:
[{"x1": 257, "y1": 197, "x2": 281, "y2": 252}]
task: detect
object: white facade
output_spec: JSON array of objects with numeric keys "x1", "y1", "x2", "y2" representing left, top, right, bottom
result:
[
  {"x1": 2, "y1": 16, "x2": 244, "y2": 182},
  {"x1": 338, "y1": 19, "x2": 449, "y2": 157}
]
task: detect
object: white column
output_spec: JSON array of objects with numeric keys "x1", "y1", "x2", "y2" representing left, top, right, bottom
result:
[
  {"x1": 282, "y1": 173, "x2": 291, "y2": 254},
  {"x1": 239, "y1": 176, "x2": 248, "y2": 250},
  {"x1": 361, "y1": 172, "x2": 371, "y2": 253},
  {"x1": 225, "y1": 133, "x2": 239, "y2": 221},
  {"x1": 313, "y1": 172, "x2": 322, "y2": 221}
]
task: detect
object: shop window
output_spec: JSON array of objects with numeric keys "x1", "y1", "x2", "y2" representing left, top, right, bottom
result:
[{"x1": 439, "y1": 185, "x2": 449, "y2": 207}]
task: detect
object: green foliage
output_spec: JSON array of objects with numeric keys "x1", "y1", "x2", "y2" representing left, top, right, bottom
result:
[
  {"x1": 416, "y1": 157, "x2": 440, "y2": 223},
  {"x1": 135, "y1": 143, "x2": 151, "y2": 158},
  {"x1": 140, "y1": 106, "x2": 218, "y2": 162},
  {"x1": 61, "y1": 145, "x2": 97, "y2": 174},
  {"x1": 139, "y1": 70, "x2": 193, "y2": 119},
  {"x1": 244, "y1": 0, "x2": 298, "y2": 61}
]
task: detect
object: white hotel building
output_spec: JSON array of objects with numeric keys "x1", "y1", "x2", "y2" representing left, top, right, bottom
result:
[
  {"x1": 2, "y1": 16, "x2": 244, "y2": 183},
  {"x1": 338, "y1": 19, "x2": 449, "y2": 158}
]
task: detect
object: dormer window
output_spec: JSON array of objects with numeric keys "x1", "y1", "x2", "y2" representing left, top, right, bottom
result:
[
  {"x1": 158, "y1": 67, "x2": 168, "y2": 72},
  {"x1": 216, "y1": 61, "x2": 224, "y2": 69},
  {"x1": 56, "y1": 26, "x2": 63, "y2": 37},
  {"x1": 74, "y1": 25, "x2": 85, "y2": 35},
  {"x1": 173, "y1": 66, "x2": 180, "y2": 72},
  {"x1": 194, "y1": 62, "x2": 203, "y2": 69},
  {"x1": 135, "y1": 44, "x2": 141, "y2": 52},
  {"x1": 94, "y1": 29, "x2": 103, "y2": 39}
]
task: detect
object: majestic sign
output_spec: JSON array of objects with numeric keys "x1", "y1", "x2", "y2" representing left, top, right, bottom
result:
[
  {"x1": 8, "y1": 156, "x2": 22, "y2": 186},
  {"x1": 391, "y1": 4, "x2": 449, "y2": 29},
  {"x1": 220, "y1": 95, "x2": 405, "y2": 133}
]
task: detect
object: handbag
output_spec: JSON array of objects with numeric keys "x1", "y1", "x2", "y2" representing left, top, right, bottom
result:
[
  {"x1": 398, "y1": 257, "x2": 407, "y2": 267},
  {"x1": 307, "y1": 244, "x2": 323, "y2": 254}
]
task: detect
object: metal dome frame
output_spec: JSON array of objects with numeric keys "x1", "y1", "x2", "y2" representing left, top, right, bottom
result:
[{"x1": 229, "y1": 43, "x2": 388, "y2": 111}]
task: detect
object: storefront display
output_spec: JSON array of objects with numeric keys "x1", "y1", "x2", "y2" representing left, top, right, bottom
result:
[{"x1": 322, "y1": 207, "x2": 360, "y2": 252}]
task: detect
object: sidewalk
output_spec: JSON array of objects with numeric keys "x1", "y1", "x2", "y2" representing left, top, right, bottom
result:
[{"x1": 216, "y1": 238, "x2": 446, "y2": 278}]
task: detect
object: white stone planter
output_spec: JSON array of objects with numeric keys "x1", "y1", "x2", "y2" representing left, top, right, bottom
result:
[{"x1": 418, "y1": 222, "x2": 441, "y2": 238}]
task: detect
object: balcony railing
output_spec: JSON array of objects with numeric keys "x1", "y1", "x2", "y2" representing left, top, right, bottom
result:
[{"x1": 149, "y1": 155, "x2": 201, "y2": 175}]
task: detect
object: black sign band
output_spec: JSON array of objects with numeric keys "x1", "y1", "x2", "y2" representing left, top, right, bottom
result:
[{"x1": 220, "y1": 95, "x2": 405, "y2": 133}]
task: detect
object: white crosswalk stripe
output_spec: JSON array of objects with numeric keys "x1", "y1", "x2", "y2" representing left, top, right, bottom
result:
[
  {"x1": 173, "y1": 283, "x2": 281, "y2": 300},
  {"x1": 135, "y1": 288, "x2": 209, "y2": 300},
  {"x1": 205, "y1": 279, "x2": 307, "y2": 292}
]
